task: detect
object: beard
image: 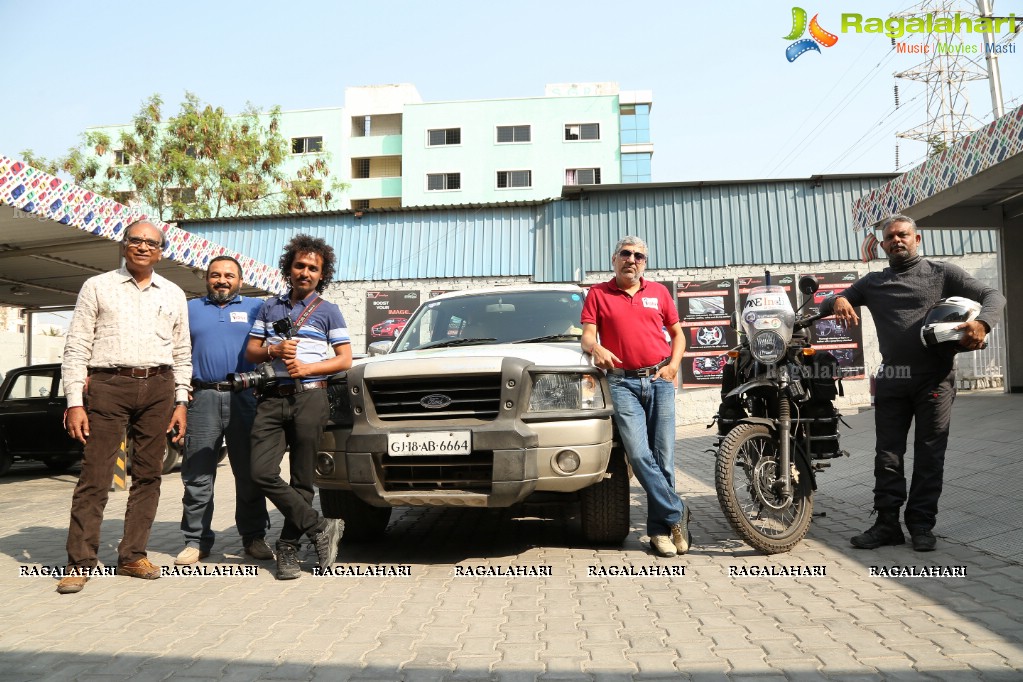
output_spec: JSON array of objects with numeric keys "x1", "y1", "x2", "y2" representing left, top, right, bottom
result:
[{"x1": 208, "y1": 286, "x2": 237, "y2": 303}]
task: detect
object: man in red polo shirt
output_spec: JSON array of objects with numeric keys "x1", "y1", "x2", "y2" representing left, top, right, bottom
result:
[{"x1": 581, "y1": 236, "x2": 690, "y2": 557}]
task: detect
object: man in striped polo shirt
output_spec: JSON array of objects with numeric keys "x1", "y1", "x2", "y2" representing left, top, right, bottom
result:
[{"x1": 246, "y1": 234, "x2": 352, "y2": 579}]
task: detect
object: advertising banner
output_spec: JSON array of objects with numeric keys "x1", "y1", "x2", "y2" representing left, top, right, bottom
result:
[
  {"x1": 366, "y1": 290, "x2": 420, "y2": 344},
  {"x1": 798, "y1": 271, "x2": 865, "y2": 379},
  {"x1": 676, "y1": 278, "x2": 736, "y2": 387}
]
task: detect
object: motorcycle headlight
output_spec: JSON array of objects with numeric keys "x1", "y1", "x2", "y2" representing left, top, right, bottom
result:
[
  {"x1": 528, "y1": 373, "x2": 605, "y2": 412},
  {"x1": 751, "y1": 331, "x2": 786, "y2": 364}
]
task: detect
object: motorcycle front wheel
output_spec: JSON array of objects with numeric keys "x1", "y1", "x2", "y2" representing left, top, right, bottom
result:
[{"x1": 715, "y1": 423, "x2": 813, "y2": 554}]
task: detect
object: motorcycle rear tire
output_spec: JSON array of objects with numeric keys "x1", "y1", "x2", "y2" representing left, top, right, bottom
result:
[{"x1": 715, "y1": 423, "x2": 813, "y2": 554}]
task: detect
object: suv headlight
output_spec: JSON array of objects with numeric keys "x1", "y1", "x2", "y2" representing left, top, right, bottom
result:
[
  {"x1": 751, "y1": 331, "x2": 786, "y2": 364},
  {"x1": 528, "y1": 373, "x2": 605, "y2": 411}
]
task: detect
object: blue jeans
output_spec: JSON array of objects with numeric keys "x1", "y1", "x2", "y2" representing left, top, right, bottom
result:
[
  {"x1": 180, "y1": 389, "x2": 269, "y2": 551},
  {"x1": 607, "y1": 374, "x2": 685, "y2": 536}
]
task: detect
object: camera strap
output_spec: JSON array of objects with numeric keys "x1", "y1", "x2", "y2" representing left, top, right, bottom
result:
[{"x1": 292, "y1": 295, "x2": 324, "y2": 332}]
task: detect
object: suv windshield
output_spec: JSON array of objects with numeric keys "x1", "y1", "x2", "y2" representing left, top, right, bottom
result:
[{"x1": 392, "y1": 290, "x2": 585, "y2": 353}]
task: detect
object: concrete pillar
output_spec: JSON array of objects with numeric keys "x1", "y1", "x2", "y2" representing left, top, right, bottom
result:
[{"x1": 1001, "y1": 221, "x2": 1023, "y2": 392}]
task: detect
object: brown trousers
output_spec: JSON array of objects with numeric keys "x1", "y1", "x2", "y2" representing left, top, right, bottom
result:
[{"x1": 66, "y1": 371, "x2": 174, "y2": 567}]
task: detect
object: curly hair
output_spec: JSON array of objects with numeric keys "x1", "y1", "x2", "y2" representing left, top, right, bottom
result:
[{"x1": 279, "y1": 234, "x2": 336, "y2": 293}]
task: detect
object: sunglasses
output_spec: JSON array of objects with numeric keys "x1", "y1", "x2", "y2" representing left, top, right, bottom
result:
[
  {"x1": 617, "y1": 249, "x2": 647, "y2": 262},
  {"x1": 125, "y1": 236, "x2": 163, "y2": 249}
]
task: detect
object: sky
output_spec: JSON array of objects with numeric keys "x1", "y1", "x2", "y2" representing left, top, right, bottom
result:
[{"x1": 1, "y1": 0, "x2": 1021, "y2": 185}]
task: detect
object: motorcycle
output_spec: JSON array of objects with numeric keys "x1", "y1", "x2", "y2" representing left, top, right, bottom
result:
[{"x1": 712, "y1": 273, "x2": 848, "y2": 554}]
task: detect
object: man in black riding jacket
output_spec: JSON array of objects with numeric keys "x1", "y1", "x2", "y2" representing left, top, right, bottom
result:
[{"x1": 822, "y1": 215, "x2": 1004, "y2": 552}]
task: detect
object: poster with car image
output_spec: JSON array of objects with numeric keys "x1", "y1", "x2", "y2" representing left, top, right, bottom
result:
[
  {"x1": 676, "y1": 278, "x2": 735, "y2": 387},
  {"x1": 366, "y1": 290, "x2": 420, "y2": 344},
  {"x1": 797, "y1": 271, "x2": 865, "y2": 379}
]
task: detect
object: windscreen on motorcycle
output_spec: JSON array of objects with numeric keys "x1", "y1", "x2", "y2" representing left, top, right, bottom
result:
[{"x1": 740, "y1": 285, "x2": 795, "y2": 365}]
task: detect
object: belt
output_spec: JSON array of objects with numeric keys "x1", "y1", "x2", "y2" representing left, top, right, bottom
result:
[
  {"x1": 608, "y1": 358, "x2": 669, "y2": 379},
  {"x1": 262, "y1": 380, "x2": 328, "y2": 397},
  {"x1": 89, "y1": 365, "x2": 172, "y2": 379},
  {"x1": 192, "y1": 379, "x2": 233, "y2": 391}
]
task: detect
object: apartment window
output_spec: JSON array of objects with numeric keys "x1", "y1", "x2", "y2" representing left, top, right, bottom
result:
[
  {"x1": 427, "y1": 173, "x2": 461, "y2": 191},
  {"x1": 351, "y1": 200, "x2": 370, "y2": 210},
  {"x1": 291, "y1": 136, "x2": 323, "y2": 154},
  {"x1": 353, "y1": 159, "x2": 370, "y2": 179},
  {"x1": 566, "y1": 168, "x2": 601, "y2": 186},
  {"x1": 113, "y1": 150, "x2": 131, "y2": 165},
  {"x1": 496, "y1": 170, "x2": 532, "y2": 189},
  {"x1": 428, "y1": 128, "x2": 461, "y2": 146},
  {"x1": 496, "y1": 125, "x2": 531, "y2": 143},
  {"x1": 565, "y1": 123, "x2": 600, "y2": 141}
]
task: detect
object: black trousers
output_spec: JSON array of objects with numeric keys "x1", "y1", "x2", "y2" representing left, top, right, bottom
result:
[
  {"x1": 873, "y1": 367, "x2": 956, "y2": 530},
  {"x1": 249, "y1": 389, "x2": 329, "y2": 548}
]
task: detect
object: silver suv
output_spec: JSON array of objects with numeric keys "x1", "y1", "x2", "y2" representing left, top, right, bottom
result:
[{"x1": 315, "y1": 286, "x2": 630, "y2": 544}]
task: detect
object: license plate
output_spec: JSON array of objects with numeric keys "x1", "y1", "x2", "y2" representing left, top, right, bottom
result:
[{"x1": 387, "y1": 431, "x2": 472, "y2": 456}]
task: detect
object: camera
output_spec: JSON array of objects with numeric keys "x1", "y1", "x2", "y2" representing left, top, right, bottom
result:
[{"x1": 228, "y1": 317, "x2": 295, "y2": 392}]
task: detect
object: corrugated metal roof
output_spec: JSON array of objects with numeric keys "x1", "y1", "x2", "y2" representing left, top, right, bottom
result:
[
  {"x1": 182, "y1": 177, "x2": 997, "y2": 284},
  {"x1": 536, "y1": 178, "x2": 996, "y2": 281},
  {"x1": 182, "y1": 205, "x2": 539, "y2": 281}
]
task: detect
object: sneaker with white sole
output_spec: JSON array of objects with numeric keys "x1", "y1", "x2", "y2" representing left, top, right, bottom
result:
[{"x1": 650, "y1": 535, "x2": 677, "y2": 557}]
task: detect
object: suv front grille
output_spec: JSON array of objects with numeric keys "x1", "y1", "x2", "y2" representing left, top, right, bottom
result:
[
  {"x1": 367, "y1": 375, "x2": 502, "y2": 421},
  {"x1": 381, "y1": 452, "x2": 493, "y2": 492}
]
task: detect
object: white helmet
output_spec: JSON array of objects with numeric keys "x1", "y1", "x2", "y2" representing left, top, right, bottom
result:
[{"x1": 920, "y1": 297, "x2": 982, "y2": 348}]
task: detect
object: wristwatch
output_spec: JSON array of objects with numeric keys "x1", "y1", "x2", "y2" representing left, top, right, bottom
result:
[{"x1": 175, "y1": 401, "x2": 189, "y2": 407}]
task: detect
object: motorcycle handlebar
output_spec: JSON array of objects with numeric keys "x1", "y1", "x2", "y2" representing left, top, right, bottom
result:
[{"x1": 794, "y1": 311, "x2": 826, "y2": 331}]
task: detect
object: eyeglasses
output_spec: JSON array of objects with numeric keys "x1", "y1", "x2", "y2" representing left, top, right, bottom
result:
[
  {"x1": 125, "y1": 236, "x2": 163, "y2": 249},
  {"x1": 617, "y1": 249, "x2": 647, "y2": 262}
]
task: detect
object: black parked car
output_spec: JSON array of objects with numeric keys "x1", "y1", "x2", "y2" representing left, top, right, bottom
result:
[{"x1": 0, "y1": 364, "x2": 181, "y2": 476}]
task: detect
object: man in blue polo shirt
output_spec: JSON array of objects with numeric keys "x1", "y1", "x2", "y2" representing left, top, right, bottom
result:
[
  {"x1": 176, "y1": 256, "x2": 272, "y2": 566},
  {"x1": 246, "y1": 234, "x2": 352, "y2": 580}
]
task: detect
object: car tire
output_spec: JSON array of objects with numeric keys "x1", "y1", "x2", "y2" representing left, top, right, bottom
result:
[
  {"x1": 319, "y1": 489, "x2": 391, "y2": 542},
  {"x1": 162, "y1": 439, "x2": 181, "y2": 474},
  {"x1": 125, "y1": 436, "x2": 181, "y2": 474},
  {"x1": 42, "y1": 456, "x2": 78, "y2": 473},
  {"x1": 579, "y1": 447, "x2": 631, "y2": 545},
  {"x1": 0, "y1": 446, "x2": 12, "y2": 477}
]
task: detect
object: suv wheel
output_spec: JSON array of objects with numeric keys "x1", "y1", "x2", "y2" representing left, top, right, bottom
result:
[
  {"x1": 43, "y1": 456, "x2": 78, "y2": 473},
  {"x1": 320, "y1": 489, "x2": 391, "y2": 542},
  {"x1": 579, "y1": 447, "x2": 631, "y2": 545},
  {"x1": 0, "y1": 446, "x2": 12, "y2": 477}
]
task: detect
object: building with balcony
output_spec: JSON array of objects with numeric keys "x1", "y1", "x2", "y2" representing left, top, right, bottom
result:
[{"x1": 84, "y1": 82, "x2": 653, "y2": 213}]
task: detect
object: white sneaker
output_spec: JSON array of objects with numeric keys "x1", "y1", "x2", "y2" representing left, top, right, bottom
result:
[
  {"x1": 174, "y1": 546, "x2": 208, "y2": 566},
  {"x1": 650, "y1": 535, "x2": 677, "y2": 557}
]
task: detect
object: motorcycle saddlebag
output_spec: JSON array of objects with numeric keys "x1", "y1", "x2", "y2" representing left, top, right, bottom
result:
[{"x1": 809, "y1": 351, "x2": 841, "y2": 401}]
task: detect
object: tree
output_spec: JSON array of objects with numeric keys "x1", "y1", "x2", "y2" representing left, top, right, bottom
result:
[{"x1": 22, "y1": 93, "x2": 346, "y2": 221}]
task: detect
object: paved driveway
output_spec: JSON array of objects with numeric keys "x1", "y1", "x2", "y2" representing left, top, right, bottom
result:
[{"x1": 0, "y1": 392, "x2": 1020, "y2": 680}]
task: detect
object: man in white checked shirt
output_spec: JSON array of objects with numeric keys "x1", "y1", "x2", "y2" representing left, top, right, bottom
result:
[{"x1": 57, "y1": 220, "x2": 191, "y2": 594}]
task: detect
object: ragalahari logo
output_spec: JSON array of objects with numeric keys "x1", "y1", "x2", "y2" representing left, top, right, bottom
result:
[{"x1": 784, "y1": 7, "x2": 839, "y2": 62}]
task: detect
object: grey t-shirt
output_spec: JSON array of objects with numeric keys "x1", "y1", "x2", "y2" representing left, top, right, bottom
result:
[{"x1": 824, "y1": 258, "x2": 1005, "y2": 375}]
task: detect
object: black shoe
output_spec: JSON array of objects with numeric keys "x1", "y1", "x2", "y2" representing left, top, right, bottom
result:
[
  {"x1": 850, "y1": 510, "x2": 905, "y2": 549},
  {"x1": 909, "y1": 527, "x2": 936, "y2": 552},
  {"x1": 275, "y1": 542, "x2": 301, "y2": 580},
  {"x1": 313, "y1": 518, "x2": 344, "y2": 570}
]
